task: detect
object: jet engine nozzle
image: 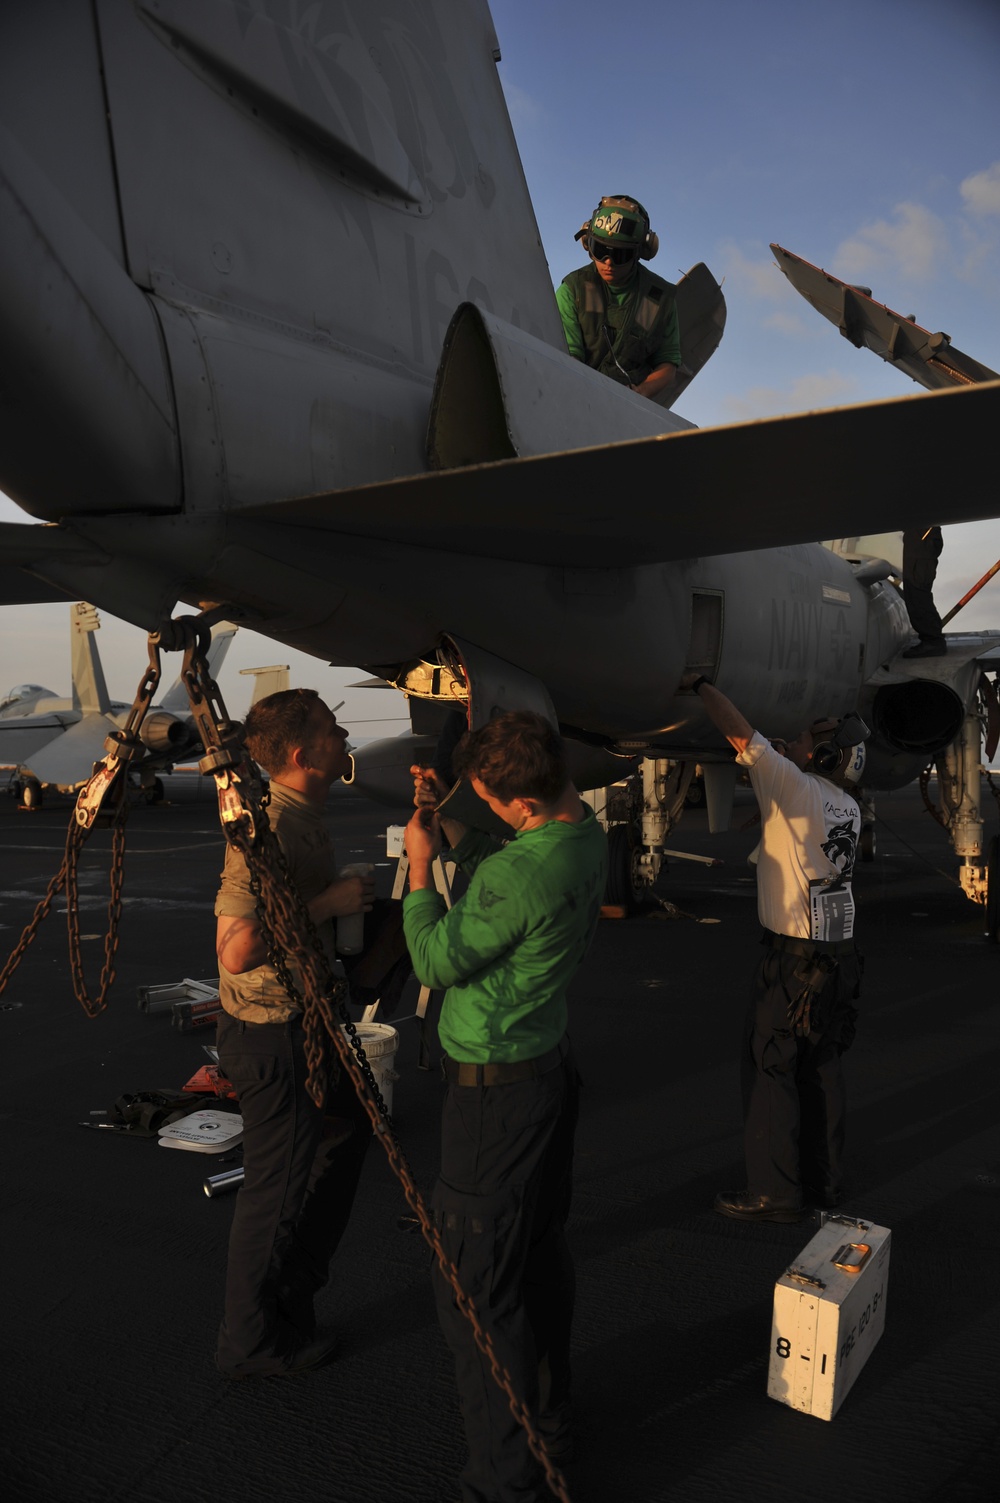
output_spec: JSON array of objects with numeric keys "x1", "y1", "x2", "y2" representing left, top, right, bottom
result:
[
  {"x1": 859, "y1": 677, "x2": 966, "y2": 790},
  {"x1": 871, "y1": 679, "x2": 964, "y2": 754},
  {"x1": 138, "y1": 712, "x2": 190, "y2": 754}
]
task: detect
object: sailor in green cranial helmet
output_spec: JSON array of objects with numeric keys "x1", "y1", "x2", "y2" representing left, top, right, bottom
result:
[{"x1": 556, "y1": 193, "x2": 681, "y2": 400}]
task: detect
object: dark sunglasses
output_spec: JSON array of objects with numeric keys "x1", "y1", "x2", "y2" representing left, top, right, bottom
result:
[{"x1": 591, "y1": 240, "x2": 636, "y2": 266}]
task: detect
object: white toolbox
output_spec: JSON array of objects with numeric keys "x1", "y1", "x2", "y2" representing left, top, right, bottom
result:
[{"x1": 768, "y1": 1213, "x2": 891, "y2": 1420}]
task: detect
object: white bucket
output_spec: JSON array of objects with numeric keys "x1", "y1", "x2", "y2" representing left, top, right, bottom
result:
[{"x1": 345, "y1": 1022, "x2": 400, "y2": 1116}]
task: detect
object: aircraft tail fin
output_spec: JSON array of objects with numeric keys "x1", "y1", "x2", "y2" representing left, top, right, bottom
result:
[
  {"x1": 239, "y1": 664, "x2": 291, "y2": 708},
  {"x1": 70, "y1": 603, "x2": 111, "y2": 715}
]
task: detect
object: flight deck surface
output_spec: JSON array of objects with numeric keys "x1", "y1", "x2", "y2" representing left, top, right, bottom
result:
[{"x1": 1, "y1": 778, "x2": 998, "y2": 1503}]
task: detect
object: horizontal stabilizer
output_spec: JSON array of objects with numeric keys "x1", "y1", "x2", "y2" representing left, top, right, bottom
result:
[
  {"x1": 0, "y1": 565, "x2": 78, "y2": 607},
  {"x1": 243, "y1": 379, "x2": 1000, "y2": 567},
  {"x1": 772, "y1": 244, "x2": 1000, "y2": 391}
]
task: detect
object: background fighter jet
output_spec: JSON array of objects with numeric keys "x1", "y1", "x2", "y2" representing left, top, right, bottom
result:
[
  {"x1": 0, "y1": 2, "x2": 998, "y2": 910},
  {"x1": 0, "y1": 604, "x2": 236, "y2": 806}
]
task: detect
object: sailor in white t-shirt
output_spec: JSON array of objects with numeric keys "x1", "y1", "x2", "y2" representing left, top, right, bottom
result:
[{"x1": 681, "y1": 673, "x2": 868, "y2": 1223}]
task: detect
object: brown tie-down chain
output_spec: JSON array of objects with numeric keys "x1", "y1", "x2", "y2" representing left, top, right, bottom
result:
[
  {"x1": 0, "y1": 637, "x2": 165, "y2": 1016},
  {"x1": 2, "y1": 615, "x2": 572, "y2": 1503}
]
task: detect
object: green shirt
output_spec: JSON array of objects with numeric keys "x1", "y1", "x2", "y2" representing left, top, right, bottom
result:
[
  {"x1": 556, "y1": 267, "x2": 681, "y2": 373},
  {"x1": 402, "y1": 808, "x2": 607, "y2": 1063}
]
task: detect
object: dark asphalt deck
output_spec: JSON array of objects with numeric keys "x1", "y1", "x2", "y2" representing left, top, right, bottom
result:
[{"x1": 1, "y1": 776, "x2": 998, "y2": 1503}]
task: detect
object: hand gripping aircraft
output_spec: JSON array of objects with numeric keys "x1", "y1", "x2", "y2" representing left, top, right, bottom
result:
[{"x1": 1, "y1": 2, "x2": 999, "y2": 917}]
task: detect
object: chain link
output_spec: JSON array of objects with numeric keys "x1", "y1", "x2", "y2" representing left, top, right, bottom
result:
[
  {"x1": 0, "y1": 856, "x2": 68, "y2": 999},
  {"x1": 0, "y1": 766, "x2": 129, "y2": 1017},
  {"x1": 65, "y1": 792, "x2": 130, "y2": 1017},
  {"x1": 0, "y1": 640, "x2": 163, "y2": 1011}
]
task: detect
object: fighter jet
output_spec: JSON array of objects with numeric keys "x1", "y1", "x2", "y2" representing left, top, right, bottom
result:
[
  {"x1": 0, "y1": 2, "x2": 998, "y2": 909},
  {"x1": 0, "y1": 603, "x2": 236, "y2": 806}
]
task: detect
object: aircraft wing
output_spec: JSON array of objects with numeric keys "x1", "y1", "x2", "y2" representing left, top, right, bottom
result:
[
  {"x1": 20, "y1": 713, "x2": 119, "y2": 788},
  {"x1": 771, "y1": 244, "x2": 1000, "y2": 390},
  {"x1": 240, "y1": 379, "x2": 1000, "y2": 567},
  {"x1": 1, "y1": 380, "x2": 996, "y2": 585},
  {"x1": 0, "y1": 712, "x2": 76, "y2": 767}
]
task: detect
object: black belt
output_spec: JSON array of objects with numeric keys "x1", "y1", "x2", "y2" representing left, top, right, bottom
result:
[
  {"x1": 763, "y1": 930, "x2": 855, "y2": 957},
  {"x1": 442, "y1": 1037, "x2": 568, "y2": 1087}
]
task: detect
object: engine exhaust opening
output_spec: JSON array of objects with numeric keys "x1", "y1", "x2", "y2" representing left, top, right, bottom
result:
[
  {"x1": 872, "y1": 679, "x2": 964, "y2": 755},
  {"x1": 139, "y1": 712, "x2": 189, "y2": 754}
]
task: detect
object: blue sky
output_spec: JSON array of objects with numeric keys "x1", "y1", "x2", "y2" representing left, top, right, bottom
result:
[{"x1": 2, "y1": 0, "x2": 1000, "y2": 718}]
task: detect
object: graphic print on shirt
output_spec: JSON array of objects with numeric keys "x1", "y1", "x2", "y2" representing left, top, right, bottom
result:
[
  {"x1": 810, "y1": 805, "x2": 859, "y2": 943},
  {"x1": 821, "y1": 819, "x2": 858, "y2": 881}
]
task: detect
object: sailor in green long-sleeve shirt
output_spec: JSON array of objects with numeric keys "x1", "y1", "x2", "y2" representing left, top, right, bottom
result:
[
  {"x1": 405, "y1": 801, "x2": 604, "y2": 1066},
  {"x1": 403, "y1": 711, "x2": 606, "y2": 1503}
]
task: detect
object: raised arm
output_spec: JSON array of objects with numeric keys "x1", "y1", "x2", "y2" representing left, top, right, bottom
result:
[{"x1": 679, "y1": 673, "x2": 754, "y2": 755}]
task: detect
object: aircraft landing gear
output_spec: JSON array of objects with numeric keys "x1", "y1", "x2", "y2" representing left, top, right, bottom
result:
[
  {"x1": 586, "y1": 758, "x2": 695, "y2": 913},
  {"x1": 20, "y1": 778, "x2": 43, "y2": 811},
  {"x1": 605, "y1": 824, "x2": 646, "y2": 912},
  {"x1": 937, "y1": 711, "x2": 989, "y2": 909}
]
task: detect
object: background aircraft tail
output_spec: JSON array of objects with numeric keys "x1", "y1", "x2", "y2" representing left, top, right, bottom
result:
[{"x1": 69, "y1": 603, "x2": 111, "y2": 715}]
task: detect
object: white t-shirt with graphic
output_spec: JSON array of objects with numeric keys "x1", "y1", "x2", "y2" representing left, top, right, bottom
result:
[{"x1": 737, "y1": 732, "x2": 861, "y2": 942}]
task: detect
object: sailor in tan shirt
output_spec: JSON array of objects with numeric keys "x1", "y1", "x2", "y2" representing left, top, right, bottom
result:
[{"x1": 214, "y1": 688, "x2": 374, "y2": 1379}]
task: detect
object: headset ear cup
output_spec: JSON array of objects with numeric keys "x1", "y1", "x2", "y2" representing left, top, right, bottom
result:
[{"x1": 644, "y1": 229, "x2": 659, "y2": 260}]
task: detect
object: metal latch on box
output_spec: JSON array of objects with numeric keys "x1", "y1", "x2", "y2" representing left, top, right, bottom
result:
[
  {"x1": 786, "y1": 1269, "x2": 826, "y2": 1291},
  {"x1": 821, "y1": 1213, "x2": 871, "y2": 1232}
]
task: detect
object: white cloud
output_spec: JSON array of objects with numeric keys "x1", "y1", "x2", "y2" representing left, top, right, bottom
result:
[
  {"x1": 960, "y1": 162, "x2": 1000, "y2": 217},
  {"x1": 721, "y1": 370, "x2": 858, "y2": 422},
  {"x1": 954, "y1": 218, "x2": 998, "y2": 287},
  {"x1": 834, "y1": 202, "x2": 948, "y2": 284}
]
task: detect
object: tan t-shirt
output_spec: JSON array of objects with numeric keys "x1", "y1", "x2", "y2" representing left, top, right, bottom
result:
[{"x1": 214, "y1": 781, "x2": 338, "y2": 1023}]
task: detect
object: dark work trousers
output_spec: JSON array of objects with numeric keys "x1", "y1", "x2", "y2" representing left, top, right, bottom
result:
[
  {"x1": 742, "y1": 945, "x2": 862, "y2": 1204},
  {"x1": 902, "y1": 527, "x2": 944, "y2": 639},
  {"x1": 215, "y1": 1011, "x2": 371, "y2": 1376},
  {"x1": 433, "y1": 1047, "x2": 580, "y2": 1503}
]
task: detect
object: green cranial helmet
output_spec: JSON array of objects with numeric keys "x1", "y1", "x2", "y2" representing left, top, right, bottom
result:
[{"x1": 578, "y1": 195, "x2": 659, "y2": 259}]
